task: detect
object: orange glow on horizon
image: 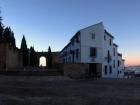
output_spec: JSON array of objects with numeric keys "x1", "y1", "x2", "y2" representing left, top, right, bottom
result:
[{"x1": 123, "y1": 55, "x2": 140, "y2": 67}]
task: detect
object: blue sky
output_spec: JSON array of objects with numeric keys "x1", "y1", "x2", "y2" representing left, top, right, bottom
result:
[{"x1": 0, "y1": 0, "x2": 140, "y2": 66}]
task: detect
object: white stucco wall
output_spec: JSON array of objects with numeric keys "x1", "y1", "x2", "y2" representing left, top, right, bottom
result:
[
  {"x1": 80, "y1": 22, "x2": 103, "y2": 63},
  {"x1": 102, "y1": 33, "x2": 114, "y2": 78},
  {"x1": 59, "y1": 22, "x2": 125, "y2": 78},
  {"x1": 117, "y1": 54, "x2": 124, "y2": 78}
]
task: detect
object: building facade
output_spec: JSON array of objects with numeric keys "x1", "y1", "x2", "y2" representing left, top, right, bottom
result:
[{"x1": 59, "y1": 22, "x2": 125, "y2": 78}]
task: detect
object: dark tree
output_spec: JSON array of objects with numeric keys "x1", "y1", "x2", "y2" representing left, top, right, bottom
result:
[
  {"x1": 11, "y1": 31, "x2": 16, "y2": 48},
  {"x1": 30, "y1": 46, "x2": 37, "y2": 66},
  {"x1": 0, "y1": 9, "x2": 4, "y2": 42},
  {"x1": 0, "y1": 7, "x2": 2, "y2": 22},
  {"x1": 21, "y1": 35, "x2": 29, "y2": 66},
  {"x1": 47, "y1": 46, "x2": 53, "y2": 68},
  {"x1": 0, "y1": 22, "x2": 4, "y2": 42},
  {"x1": 3, "y1": 27, "x2": 12, "y2": 44}
]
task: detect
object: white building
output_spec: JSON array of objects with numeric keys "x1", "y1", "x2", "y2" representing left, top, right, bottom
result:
[{"x1": 59, "y1": 22, "x2": 125, "y2": 78}]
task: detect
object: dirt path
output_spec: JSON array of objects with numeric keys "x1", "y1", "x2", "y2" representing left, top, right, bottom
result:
[{"x1": 0, "y1": 76, "x2": 140, "y2": 105}]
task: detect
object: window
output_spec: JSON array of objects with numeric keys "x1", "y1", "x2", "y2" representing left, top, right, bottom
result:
[
  {"x1": 113, "y1": 48, "x2": 115, "y2": 56},
  {"x1": 118, "y1": 71, "x2": 119, "y2": 74},
  {"x1": 90, "y1": 48, "x2": 97, "y2": 57},
  {"x1": 107, "y1": 50, "x2": 110, "y2": 57},
  {"x1": 120, "y1": 70, "x2": 122, "y2": 74},
  {"x1": 104, "y1": 35, "x2": 106, "y2": 40},
  {"x1": 69, "y1": 56, "x2": 71, "y2": 62},
  {"x1": 105, "y1": 65, "x2": 107, "y2": 75},
  {"x1": 114, "y1": 60, "x2": 115, "y2": 68},
  {"x1": 118, "y1": 60, "x2": 119, "y2": 67},
  {"x1": 110, "y1": 66, "x2": 112, "y2": 74},
  {"x1": 76, "y1": 49, "x2": 79, "y2": 59},
  {"x1": 110, "y1": 39, "x2": 111, "y2": 46},
  {"x1": 91, "y1": 33, "x2": 95, "y2": 39}
]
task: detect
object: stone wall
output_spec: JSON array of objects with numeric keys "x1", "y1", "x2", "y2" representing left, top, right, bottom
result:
[
  {"x1": 52, "y1": 52, "x2": 60, "y2": 64},
  {"x1": 59, "y1": 63, "x2": 89, "y2": 79},
  {"x1": 0, "y1": 43, "x2": 23, "y2": 68},
  {"x1": 36, "y1": 51, "x2": 60, "y2": 66},
  {"x1": 0, "y1": 42, "x2": 6, "y2": 68}
]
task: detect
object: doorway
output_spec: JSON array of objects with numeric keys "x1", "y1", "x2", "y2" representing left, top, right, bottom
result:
[
  {"x1": 39, "y1": 56, "x2": 46, "y2": 66},
  {"x1": 89, "y1": 63, "x2": 97, "y2": 74}
]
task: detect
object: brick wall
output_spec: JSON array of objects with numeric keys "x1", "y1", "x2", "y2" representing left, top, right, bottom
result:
[{"x1": 59, "y1": 63, "x2": 89, "y2": 79}]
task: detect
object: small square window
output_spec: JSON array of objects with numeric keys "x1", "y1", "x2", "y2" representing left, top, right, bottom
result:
[{"x1": 91, "y1": 34, "x2": 95, "y2": 39}]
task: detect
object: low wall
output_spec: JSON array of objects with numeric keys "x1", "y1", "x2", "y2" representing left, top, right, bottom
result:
[{"x1": 59, "y1": 63, "x2": 89, "y2": 79}]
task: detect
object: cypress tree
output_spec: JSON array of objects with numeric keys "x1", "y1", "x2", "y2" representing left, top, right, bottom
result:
[
  {"x1": 0, "y1": 7, "x2": 2, "y2": 22},
  {"x1": 30, "y1": 46, "x2": 33, "y2": 66},
  {"x1": 30, "y1": 46, "x2": 37, "y2": 66},
  {"x1": 0, "y1": 9, "x2": 4, "y2": 42},
  {"x1": 3, "y1": 27, "x2": 12, "y2": 44},
  {"x1": 47, "y1": 46, "x2": 53, "y2": 68},
  {"x1": 21, "y1": 35, "x2": 28, "y2": 66},
  {"x1": 0, "y1": 22, "x2": 4, "y2": 42},
  {"x1": 11, "y1": 31, "x2": 16, "y2": 48}
]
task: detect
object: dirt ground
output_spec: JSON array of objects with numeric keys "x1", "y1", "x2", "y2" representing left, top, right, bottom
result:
[{"x1": 0, "y1": 76, "x2": 140, "y2": 105}]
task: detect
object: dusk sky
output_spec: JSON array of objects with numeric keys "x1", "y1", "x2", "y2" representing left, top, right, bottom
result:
[{"x1": 0, "y1": 0, "x2": 140, "y2": 67}]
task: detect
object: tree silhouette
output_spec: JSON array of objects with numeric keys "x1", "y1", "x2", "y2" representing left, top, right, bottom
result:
[
  {"x1": 30, "y1": 46, "x2": 37, "y2": 66},
  {"x1": 21, "y1": 35, "x2": 29, "y2": 66},
  {"x1": 0, "y1": 22, "x2": 4, "y2": 42},
  {"x1": 0, "y1": 9, "x2": 4, "y2": 42},
  {"x1": 3, "y1": 27, "x2": 12, "y2": 44},
  {"x1": 11, "y1": 31, "x2": 16, "y2": 48},
  {"x1": 47, "y1": 46, "x2": 53, "y2": 68},
  {"x1": 0, "y1": 7, "x2": 2, "y2": 22}
]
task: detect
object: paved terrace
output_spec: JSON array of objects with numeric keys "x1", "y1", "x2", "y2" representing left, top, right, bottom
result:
[{"x1": 0, "y1": 76, "x2": 139, "y2": 105}]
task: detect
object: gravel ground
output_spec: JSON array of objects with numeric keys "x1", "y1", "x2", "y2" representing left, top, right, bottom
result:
[{"x1": 0, "y1": 76, "x2": 140, "y2": 105}]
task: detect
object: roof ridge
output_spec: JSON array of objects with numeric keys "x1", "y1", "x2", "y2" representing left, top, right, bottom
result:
[{"x1": 79, "y1": 22, "x2": 102, "y2": 31}]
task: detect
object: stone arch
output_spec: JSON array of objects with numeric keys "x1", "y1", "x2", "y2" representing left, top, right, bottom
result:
[
  {"x1": 36, "y1": 52, "x2": 48, "y2": 66},
  {"x1": 39, "y1": 55, "x2": 47, "y2": 66},
  {"x1": 36, "y1": 51, "x2": 60, "y2": 67}
]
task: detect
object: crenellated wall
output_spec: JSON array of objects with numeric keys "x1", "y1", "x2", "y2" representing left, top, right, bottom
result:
[{"x1": 0, "y1": 42, "x2": 23, "y2": 68}]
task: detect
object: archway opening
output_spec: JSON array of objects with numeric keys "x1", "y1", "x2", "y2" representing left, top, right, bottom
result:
[{"x1": 39, "y1": 56, "x2": 46, "y2": 66}]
